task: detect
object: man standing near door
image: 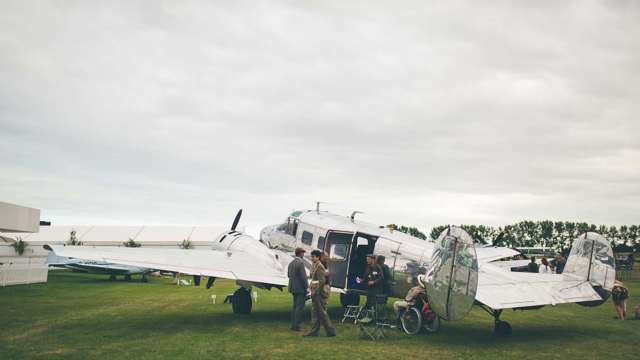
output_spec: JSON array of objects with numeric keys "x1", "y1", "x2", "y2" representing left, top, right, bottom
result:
[
  {"x1": 365, "y1": 254, "x2": 384, "y2": 309},
  {"x1": 288, "y1": 247, "x2": 308, "y2": 331}
]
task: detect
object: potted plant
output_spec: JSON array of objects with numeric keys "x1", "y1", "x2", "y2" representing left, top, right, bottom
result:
[
  {"x1": 67, "y1": 230, "x2": 83, "y2": 246},
  {"x1": 11, "y1": 237, "x2": 27, "y2": 255},
  {"x1": 123, "y1": 238, "x2": 141, "y2": 248},
  {"x1": 178, "y1": 239, "x2": 193, "y2": 249}
]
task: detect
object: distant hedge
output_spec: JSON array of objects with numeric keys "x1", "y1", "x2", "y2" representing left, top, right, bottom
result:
[{"x1": 397, "y1": 222, "x2": 640, "y2": 252}]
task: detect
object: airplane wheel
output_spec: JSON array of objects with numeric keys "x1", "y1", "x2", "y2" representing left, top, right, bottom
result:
[
  {"x1": 340, "y1": 292, "x2": 360, "y2": 307},
  {"x1": 124, "y1": 274, "x2": 132, "y2": 282},
  {"x1": 232, "y1": 288, "x2": 252, "y2": 315},
  {"x1": 494, "y1": 320, "x2": 512, "y2": 336},
  {"x1": 424, "y1": 314, "x2": 440, "y2": 333},
  {"x1": 400, "y1": 307, "x2": 423, "y2": 335}
]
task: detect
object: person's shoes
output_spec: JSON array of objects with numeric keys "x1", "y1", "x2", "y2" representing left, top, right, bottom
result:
[
  {"x1": 326, "y1": 331, "x2": 336, "y2": 337},
  {"x1": 303, "y1": 332, "x2": 318, "y2": 337}
]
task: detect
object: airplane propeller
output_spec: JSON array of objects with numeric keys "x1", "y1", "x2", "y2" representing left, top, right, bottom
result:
[{"x1": 231, "y1": 209, "x2": 242, "y2": 231}]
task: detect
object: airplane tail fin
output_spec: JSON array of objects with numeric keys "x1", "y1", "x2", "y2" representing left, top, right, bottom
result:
[
  {"x1": 425, "y1": 226, "x2": 479, "y2": 321},
  {"x1": 564, "y1": 232, "x2": 616, "y2": 306}
]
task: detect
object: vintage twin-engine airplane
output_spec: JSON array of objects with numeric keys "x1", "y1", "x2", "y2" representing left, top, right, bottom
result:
[{"x1": 44, "y1": 207, "x2": 616, "y2": 335}]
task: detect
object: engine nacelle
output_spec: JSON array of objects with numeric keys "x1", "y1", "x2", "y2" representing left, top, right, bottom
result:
[{"x1": 213, "y1": 231, "x2": 283, "y2": 273}]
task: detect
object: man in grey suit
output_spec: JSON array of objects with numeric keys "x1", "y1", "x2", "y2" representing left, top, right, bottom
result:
[{"x1": 288, "y1": 247, "x2": 308, "y2": 331}]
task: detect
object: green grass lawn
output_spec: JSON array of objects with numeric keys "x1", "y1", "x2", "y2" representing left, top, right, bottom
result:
[{"x1": 1, "y1": 271, "x2": 638, "y2": 360}]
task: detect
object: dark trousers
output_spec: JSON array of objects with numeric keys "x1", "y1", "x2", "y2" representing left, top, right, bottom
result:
[
  {"x1": 366, "y1": 289, "x2": 382, "y2": 309},
  {"x1": 308, "y1": 293, "x2": 335, "y2": 336},
  {"x1": 290, "y1": 293, "x2": 306, "y2": 330}
]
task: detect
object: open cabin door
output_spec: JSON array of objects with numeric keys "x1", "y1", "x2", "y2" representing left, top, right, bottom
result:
[
  {"x1": 375, "y1": 237, "x2": 404, "y2": 296},
  {"x1": 325, "y1": 231, "x2": 353, "y2": 289}
]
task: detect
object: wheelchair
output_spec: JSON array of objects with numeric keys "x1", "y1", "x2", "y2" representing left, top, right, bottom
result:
[{"x1": 398, "y1": 293, "x2": 440, "y2": 335}]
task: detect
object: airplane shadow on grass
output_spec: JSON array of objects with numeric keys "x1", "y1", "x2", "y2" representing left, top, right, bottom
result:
[
  {"x1": 47, "y1": 273, "x2": 614, "y2": 347},
  {"x1": 50, "y1": 303, "x2": 606, "y2": 348}
]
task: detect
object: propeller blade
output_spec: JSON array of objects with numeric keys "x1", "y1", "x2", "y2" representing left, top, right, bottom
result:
[{"x1": 231, "y1": 209, "x2": 242, "y2": 231}]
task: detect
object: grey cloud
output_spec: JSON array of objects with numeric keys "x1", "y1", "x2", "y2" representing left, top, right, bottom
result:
[{"x1": 1, "y1": 1, "x2": 639, "y2": 235}]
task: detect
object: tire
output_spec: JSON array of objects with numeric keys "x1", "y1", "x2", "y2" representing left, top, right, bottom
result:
[
  {"x1": 400, "y1": 307, "x2": 423, "y2": 335},
  {"x1": 124, "y1": 274, "x2": 132, "y2": 281},
  {"x1": 231, "y1": 288, "x2": 252, "y2": 315},
  {"x1": 494, "y1": 321, "x2": 512, "y2": 336},
  {"x1": 423, "y1": 313, "x2": 440, "y2": 333},
  {"x1": 340, "y1": 292, "x2": 360, "y2": 307}
]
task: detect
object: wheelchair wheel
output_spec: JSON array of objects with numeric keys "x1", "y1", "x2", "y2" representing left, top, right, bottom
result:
[
  {"x1": 400, "y1": 307, "x2": 422, "y2": 335},
  {"x1": 423, "y1": 314, "x2": 440, "y2": 333}
]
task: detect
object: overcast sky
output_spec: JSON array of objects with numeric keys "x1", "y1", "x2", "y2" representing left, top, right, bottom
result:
[{"x1": 1, "y1": 1, "x2": 639, "y2": 236}]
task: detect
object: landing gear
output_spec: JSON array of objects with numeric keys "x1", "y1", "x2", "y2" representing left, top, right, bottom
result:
[
  {"x1": 124, "y1": 274, "x2": 132, "y2": 282},
  {"x1": 141, "y1": 274, "x2": 148, "y2": 283},
  {"x1": 340, "y1": 292, "x2": 360, "y2": 307},
  {"x1": 230, "y1": 287, "x2": 252, "y2": 315},
  {"x1": 490, "y1": 309, "x2": 512, "y2": 336},
  {"x1": 494, "y1": 320, "x2": 512, "y2": 336},
  {"x1": 109, "y1": 274, "x2": 117, "y2": 281},
  {"x1": 480, "y1": 306, "x2": 512, "y2": 336}
]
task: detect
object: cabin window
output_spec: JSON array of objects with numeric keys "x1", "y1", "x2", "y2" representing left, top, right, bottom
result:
[
  {"x1": 301, "y1": 231, "x2": 313, "y2": 246},
  {"x1": 317, "y1": 236, "x2": 326, "y2": 250}
]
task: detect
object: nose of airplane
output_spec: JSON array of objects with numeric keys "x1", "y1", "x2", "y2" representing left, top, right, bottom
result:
[
  {"x1": 259, "y1": 225, "x2": 275, "y2": 246},
  {"x1": 260, "y1": 226, "x2": 271, "y2": 245}
]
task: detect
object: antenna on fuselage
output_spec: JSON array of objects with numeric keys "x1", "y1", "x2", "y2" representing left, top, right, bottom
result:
[
  {"x1": 315, "y1": 201, "x2": 337, "y2": 213},
  {"x1": 315, "y1": 201, "x2": 330, "y2": 213},
  {"x1": 350, "y1": 211, "x2": 363, "y2": 222}
]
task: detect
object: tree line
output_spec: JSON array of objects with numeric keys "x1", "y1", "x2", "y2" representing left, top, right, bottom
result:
[{"x1": 396, "y1": 221, "x2": 640, "y2": 253}]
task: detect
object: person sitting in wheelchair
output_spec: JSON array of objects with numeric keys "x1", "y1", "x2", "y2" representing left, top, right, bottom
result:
[{"x1": 393, "y1": 274, "x2": 427, "y2": 316}]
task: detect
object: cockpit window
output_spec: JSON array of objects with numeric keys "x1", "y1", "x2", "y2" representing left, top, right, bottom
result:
[
  {"x1": 276, "y1": 217, "x2": 299, "y2": 237},
  {"x1": 289, "y1": 219, "x2": 298, "y2": 237}
]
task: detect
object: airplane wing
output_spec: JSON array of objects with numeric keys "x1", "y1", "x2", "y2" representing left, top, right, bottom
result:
[
  {"x1": 475, "y1": 246, "x2": 520, "y2": 263},
  {"x1": 476, "y1": 232, "x2": 616, "y2": 310},
  {"x1": 475, "y1": 262, "x2": 601, "y2": 309},
  {"x1": 45, "y1": 245, "x2": 288, "y2": 287}
]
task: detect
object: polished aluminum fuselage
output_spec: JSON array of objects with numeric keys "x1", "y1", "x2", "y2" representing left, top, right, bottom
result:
[{"x1": 261, "y1": 210, "x2": 435, "y2": 297}]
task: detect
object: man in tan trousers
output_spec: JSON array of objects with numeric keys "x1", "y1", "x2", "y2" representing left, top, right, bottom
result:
[{"x1": 304, "y1": 250, "x2": 336, "y2": 337}]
